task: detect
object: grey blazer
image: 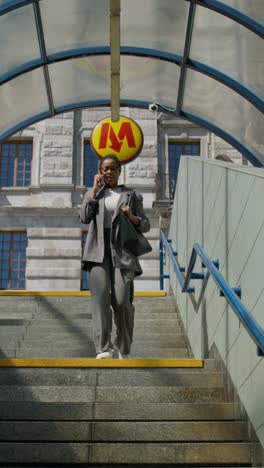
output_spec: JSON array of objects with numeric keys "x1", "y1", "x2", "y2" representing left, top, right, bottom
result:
[{"x1": 79, "y1": 185, "x2": 151, "y2": 276}]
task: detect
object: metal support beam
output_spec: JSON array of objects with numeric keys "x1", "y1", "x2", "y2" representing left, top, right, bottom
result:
[
  {"x1": 33, "y1": 1, "x2": 55, "y2": 115},
  {"x1": 176, "y1": 1, "x2": 196, "y2": 114},
  {"x1": 110, "y1": 0, "x2": 120, "y2": 122}
]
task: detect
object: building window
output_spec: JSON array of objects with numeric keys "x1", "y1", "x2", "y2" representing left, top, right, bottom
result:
[
  {"x1": 168, "y1": 141, "x2": 200, "y2": 197},
  {"x1": 81, "y1": 231, "x2": 89, "y2": 291},
  {"x1": 83, "y1": 141, "x2": 99, "y2": 187},
  {"x1": 0, "y1": 140, "x2": 33, "y2": 187},
  {"x1": 0, "y1": 232, "x2": 27, "y2": 289}
]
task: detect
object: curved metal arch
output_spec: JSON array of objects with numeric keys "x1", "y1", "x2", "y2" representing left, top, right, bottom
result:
[
  {"x1": 0, "y1": 0, "x2": 263, "y2": 167},
  {"x1": 1, "y1": 0, "x2": 264, "y2": 39},
  {"x1": 0, "y1": 98, "x2": 261, "y2": 169},
  {"x1": 0, "y1": 47, "x2": 183, "y2": 85},
  {"x1": 184, "y1": 0, "x2": 264, "y2": 39},
  {"x1": 0, "y1": 0, "x2": 35, "y2": 16},
  {"x1": 187, "y1": 60, "x2": 264, "y2": 114},
  {"x1": 1, "y1": 47, "x2": 263, "y2": 115}
]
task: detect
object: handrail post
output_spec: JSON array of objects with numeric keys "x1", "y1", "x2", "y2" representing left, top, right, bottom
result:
[{"x1": 159, "y1": 238, "x2": 164, "y2": 290}]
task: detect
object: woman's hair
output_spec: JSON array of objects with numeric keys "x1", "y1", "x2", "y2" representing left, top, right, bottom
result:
[{"x1": 99, "y1": 154, "x2": 121, "y2": 171}]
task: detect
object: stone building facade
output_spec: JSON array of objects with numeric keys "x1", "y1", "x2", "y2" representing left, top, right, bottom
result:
[{"x1": 0, "y1": 108, "x2": 245, "y2": 291}]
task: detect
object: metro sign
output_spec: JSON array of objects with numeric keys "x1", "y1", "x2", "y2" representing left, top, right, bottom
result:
[{"x1": 91, "y1": 116, "x2": 144, "y2": 164}]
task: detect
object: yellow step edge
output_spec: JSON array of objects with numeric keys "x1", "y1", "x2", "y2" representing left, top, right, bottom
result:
[
  {"x1": 0, "y1": 291, "x2": 166, "y2": 297},
  {"x1": 0, "y1": 358, "x2": 203, "y2": 368}
]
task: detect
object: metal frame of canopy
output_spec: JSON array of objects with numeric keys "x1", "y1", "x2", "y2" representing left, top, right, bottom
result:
[{"x1": 0, "y1": 0, "x2": 263, "y2": 166}]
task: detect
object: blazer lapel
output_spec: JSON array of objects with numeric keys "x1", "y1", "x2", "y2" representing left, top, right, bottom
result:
[{"x1": 112, "y1": 187, "x2": 132, "y2": 223}]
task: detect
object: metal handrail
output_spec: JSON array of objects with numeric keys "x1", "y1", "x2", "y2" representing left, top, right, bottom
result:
[{"x1": 160, "y1": 231, "x2": 264, "y2": 356}]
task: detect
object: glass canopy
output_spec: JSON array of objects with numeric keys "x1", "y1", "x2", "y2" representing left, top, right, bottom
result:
[{"x1": 0, "y1": 0, "x2": 263, "y2": 166}]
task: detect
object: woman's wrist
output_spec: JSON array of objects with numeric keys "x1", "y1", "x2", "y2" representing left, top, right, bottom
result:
[
  {"x1": 130, "y1": 214, "x2": 141, "y2": 226},
  {"x1": 91, "y1": 188, "x2": 98, "y2": 199}
]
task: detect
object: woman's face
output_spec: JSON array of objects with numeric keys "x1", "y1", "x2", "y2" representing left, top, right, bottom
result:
[{"x1": 100, "y1": 158, "x2": 121, "y2": 188}]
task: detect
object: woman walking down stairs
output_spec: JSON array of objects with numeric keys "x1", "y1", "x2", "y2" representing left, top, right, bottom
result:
[{"x1": 0, "y1": 293, "x2": 260, "y2": 465}]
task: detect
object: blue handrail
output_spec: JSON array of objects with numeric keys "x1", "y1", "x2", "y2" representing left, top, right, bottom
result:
[{"x1": 160, "y1": 231, "x2": 264, "y2": 356}]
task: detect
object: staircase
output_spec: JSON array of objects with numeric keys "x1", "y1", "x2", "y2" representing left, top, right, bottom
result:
[{"x1": 0, "y1": 293, "x2": 255, "y2": 465}]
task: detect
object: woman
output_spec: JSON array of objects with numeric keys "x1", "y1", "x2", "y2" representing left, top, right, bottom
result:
[{"x1": 79, "y1": 155, "x2": 151, "y2": 359}]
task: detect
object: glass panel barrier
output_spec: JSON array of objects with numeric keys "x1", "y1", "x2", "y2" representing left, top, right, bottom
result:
[
  {"x1": 190, "y1": 6, "x2": 264, "y2": 100},
  {"x1": 40, "y1": 0, "x2": 109, "y2": 56},
  {"x1": 0, "y1": 0, "x2": 26, "y2": 8},
  {"x1": 220, "y1": 0, "x2": 264, "y2": 25},
  {"x1": 183, "y1": 69, "x2": 264, "y2": 165},
  {"x1": 49, "y1": 56, "x2": 110, "y2": 109},
  {"x1": 0, "y1": 4, "x2": 41, "y2": 79},
  {"x1": 121, "y1": 0, "x2": 189, "y2": 56},
  {"x1": 120, "y1": 55, "x2": 180, "y2": 109},
  {"x1": 0, "y1": 68, "x2": 49, "y2": 137}
]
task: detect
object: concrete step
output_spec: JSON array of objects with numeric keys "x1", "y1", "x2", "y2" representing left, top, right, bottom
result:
[
  {"x1": 131, "y1": 349, "x2": 190, "y2": 358},
  {"x1": 18, "y1": 341, "x2": 187, "y2": 351},
  {"x1": 96, "y1": 386, "x2": 226, "y2": 403},
  {"x1": 18, "y1": 336, "x2": 187, "y2": 348},
  {"x1": 0, "y1": 442, "x2": 252, "y2": 464},
  {"x1": 0, "y1": 362, "x2": 224, "y2": 384},
  {"x1": 32, "y1": 310, "x2": 180, "y2": 319},
  {"x1": 14, "y1": 348, "x2": 190, "y2": 358},
  {"x1": 0, "y1": 348, "x2": 16, "y2": 357},
  {"x1": 25, "y1": 324, "x2": 185, "y2": 334},
  {"x1": 0, "y1": 402, "x2": 94, "y2": 420},
  {"x1": 0, "y1": 313, "x2": 34, "y2": 319},
  {"x1": 94, "y1": 401, "x2": 243, "y2": 421},
  {"x1": 0, "y1": 401, "x2": 242, "y2": 421},
  {"x1": 0, "y1": 421, "x2": 248, "y2": 441},
  {"x1": 24, "y1": 316, "x2": 181, "y2": 329},
  {"x1": 0, "y1": 386, "x2": 225, "y2": 403},
  {"x1": 132, "y1": 339, "x2": 188, "y2": 349},
  {"x1": 26, "y1": 317, "x2": 183, "y2": 326},
  {"x1": 0, "y1": 319, "x2": 29, "y2": 326},
  {"x1": 134, "y1": 279, "x2": 161, "y2": 290},
  {"x1": 95, "y1": 371, "x2": 223, "y2": 388},
  {"x1": 87, "y1": 442, "x2": 252, "y2": 464},
  {"x1": 0, "y1": 326, "x2": 27, "y2": 332},
  {"x1": 0, "y1": 368, "x2": 223, "y2": 387},
  {"x1": 21, "y1": 331, "x2": 186, "y2": 342},
  {"x1": 92, "y1": 421, "x2": 248, "y2": 442},
  {"x1": 0, "y1": 386, "x2": 95, "y2": 402},
  {"x1": 0, "y1": 296, "x2": 175, "y2": 304}
]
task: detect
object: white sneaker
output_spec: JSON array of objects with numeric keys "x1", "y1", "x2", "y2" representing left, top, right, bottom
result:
[
  {"x1": 96, "y1": 349, "x2": 113, "y2": 359},
  {"x1": 117, "y1": 349, "x2": 129, "y2": 359}
]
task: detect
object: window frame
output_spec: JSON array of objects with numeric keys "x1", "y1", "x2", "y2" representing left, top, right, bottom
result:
[
  {"x1": 83, "y1": 139, "x2": 100, "y2": 188},
  {"x1": 166, "y1": 139, "x2": 201, "y2": 199},
  {"x1": 0, "y1": 138, "x2": 33, "y2": 188},
  {"x1": 0, "y1": 230, "x2": 27, "y2": 290}
]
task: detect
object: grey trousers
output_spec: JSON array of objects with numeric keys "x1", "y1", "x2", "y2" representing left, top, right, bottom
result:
[{"x1": 88, "y1": 229, "x2": 135, "y2": 355}]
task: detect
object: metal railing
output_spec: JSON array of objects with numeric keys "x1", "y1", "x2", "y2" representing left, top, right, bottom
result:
[{"x1": 160, "y1": 230, "x2": 264, "y2": 356}]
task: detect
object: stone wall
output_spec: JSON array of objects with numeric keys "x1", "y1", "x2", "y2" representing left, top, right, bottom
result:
[
  {"x1": 26, "y1": 227, "x2": 81, "y2": 291},
  {"x1": 41, "y1": 113, "x2": 74, "y2": 185}
]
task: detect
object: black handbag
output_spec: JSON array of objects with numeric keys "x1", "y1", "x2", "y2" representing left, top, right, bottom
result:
[{"x1": 117, "y1": 191, "x2": 152, "y2": 257}]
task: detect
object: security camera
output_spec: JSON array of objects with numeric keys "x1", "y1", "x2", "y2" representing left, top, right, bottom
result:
[{"x1": 149, "y1": 103, "x2": 159, "y2": 112}]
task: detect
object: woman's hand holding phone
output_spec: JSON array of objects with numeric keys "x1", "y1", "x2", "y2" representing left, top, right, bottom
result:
[{"x1": 91, "y1": 174, "x2": 105, "y2": 198}]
